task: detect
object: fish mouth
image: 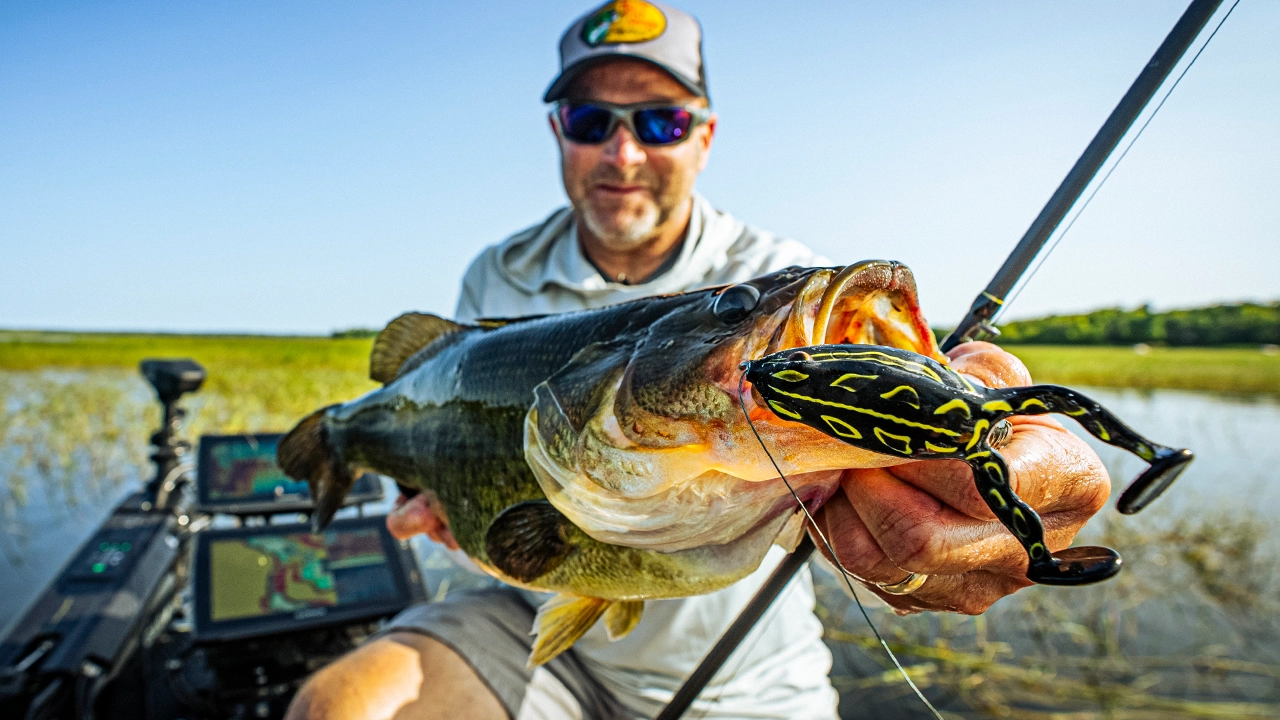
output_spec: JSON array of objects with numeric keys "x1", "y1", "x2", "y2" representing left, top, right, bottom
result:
[{"x1": 751, "y1": 260, "x2": 941, "y2": 363}]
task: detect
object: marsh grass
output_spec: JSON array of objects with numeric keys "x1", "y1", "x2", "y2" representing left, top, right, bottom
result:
[
  {"x1": 0, "y1": 359, "x2": 375, "y2": 562},
  {"x1": 816, "y1": 508, "x2": 1280, "y2": 718}
]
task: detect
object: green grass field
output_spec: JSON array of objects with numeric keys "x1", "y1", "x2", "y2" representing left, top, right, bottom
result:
[
  {"x1": 0, "y1": 330, "x2": 374, "y2": 372},
  {"x1": 0, "y1": 331, "x2": 380, "y2": 437},
  {"x1": 1006, "y1": 344, "x2": 1280, "y2": 395},
  {"x1": 3, "y1": 330, "x2": 1278, "y2": 395}
]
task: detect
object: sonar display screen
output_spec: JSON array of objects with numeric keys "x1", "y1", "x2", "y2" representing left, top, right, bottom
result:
[
  {"x1": 196, "y1": 434, "x2": 381, "y2": 514},
  {"x1": 207, "y1": 527, "x2": 398, "y2": 622},
  {"x1": 201, "y1": 434, "x2": 304, "y2": 502}
]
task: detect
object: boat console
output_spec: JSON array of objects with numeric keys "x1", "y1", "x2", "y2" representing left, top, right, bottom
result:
[{"x1": 0, "y1": 360, "x2": 428, "y2": 720}]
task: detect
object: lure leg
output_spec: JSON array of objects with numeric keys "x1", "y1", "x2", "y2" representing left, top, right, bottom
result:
[
  {"x1": 997, "y1": 385, "x2": 1194, "y2": 515},
  {"x1": 969, "y1": 448, "x2": 1121, "y2": 586}
]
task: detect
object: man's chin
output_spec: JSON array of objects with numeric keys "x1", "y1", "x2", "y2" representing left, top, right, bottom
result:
[{"x1": 581, "y1": 208, "x2": 660, "y2": 250}]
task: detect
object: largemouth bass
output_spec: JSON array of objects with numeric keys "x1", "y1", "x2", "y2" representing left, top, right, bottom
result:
[{"x1": 279, "y1": 261, "x2": 944, "y2": 665}]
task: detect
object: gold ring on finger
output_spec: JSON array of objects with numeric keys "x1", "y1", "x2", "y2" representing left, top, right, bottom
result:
[{"x1": 875, "y1": 572, "x2": 928, "y2": 595}]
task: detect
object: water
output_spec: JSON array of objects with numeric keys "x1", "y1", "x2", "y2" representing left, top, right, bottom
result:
[
  {"x1": 1069, "y1": 386, "x2": 1280, "y2": 519},
  {"x1": 2, "y1": 371, "x2": 1278, "y2": 716}
]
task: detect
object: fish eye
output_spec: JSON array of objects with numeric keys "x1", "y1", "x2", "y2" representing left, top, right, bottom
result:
[
  {"x1": 713, "y1": 284, "x2": 761, "y2": 323},
  {"x1": 787, "y1": 351, "x2": 811, "y2": 363}
]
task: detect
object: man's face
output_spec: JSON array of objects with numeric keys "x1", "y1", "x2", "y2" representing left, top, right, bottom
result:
[{"x1": 553, "y1": 59, "x2": 716, "y2": 251}]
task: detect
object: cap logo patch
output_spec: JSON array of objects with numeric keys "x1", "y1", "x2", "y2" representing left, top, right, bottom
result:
[{"x1": 581, "y1": 0, "x2": 666, "y2": 47}]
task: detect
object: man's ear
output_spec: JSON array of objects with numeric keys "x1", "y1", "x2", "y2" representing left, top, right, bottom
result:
[
  {"x1": 695, "y1": 113, "x2": 717, "y2": 172},
  {"x1": 548, "y1": 113, "x2": 564, "y2": 143}
]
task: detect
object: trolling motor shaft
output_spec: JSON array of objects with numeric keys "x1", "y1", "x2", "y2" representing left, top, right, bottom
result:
[{"x1": 139, "y1": 358, "x2": 206, "y2": 510}]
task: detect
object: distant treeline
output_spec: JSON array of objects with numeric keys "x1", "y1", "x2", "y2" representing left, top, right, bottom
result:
[
  {"x1": 994, "y1": 302, "x2": 1280, "y2": 346},
  {"x1": 331, "y1": 328, "x2": 379, "y2": 339}
]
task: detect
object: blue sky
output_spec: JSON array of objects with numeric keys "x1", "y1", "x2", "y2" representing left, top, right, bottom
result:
[{"x1": 1, "y1": 1, "x2": 1275, "y2": 334}]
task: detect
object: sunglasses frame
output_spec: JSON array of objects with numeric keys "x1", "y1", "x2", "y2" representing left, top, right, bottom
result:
[{"x1": 552, "y1": 100, "x2": 713, "y2": 147}]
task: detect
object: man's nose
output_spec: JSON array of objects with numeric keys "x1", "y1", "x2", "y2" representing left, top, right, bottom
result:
[{"x1": 601, "y1": 125, "x2": 647, "y2": 168}]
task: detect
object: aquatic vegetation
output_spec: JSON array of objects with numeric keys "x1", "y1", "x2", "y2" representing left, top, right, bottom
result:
[
  {"x1": 0, "y1": 371, "x2": 153, "y2": 563},
  {"x1": 0, "y1": 364, "x2": 375, "y2": 563},
  {"x1": 817, "y1": 508, "x2": 1280, "y2": 717}
]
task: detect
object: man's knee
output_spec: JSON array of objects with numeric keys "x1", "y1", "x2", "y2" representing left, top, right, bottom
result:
[{"x1": 285, "y1": 632, "x2": 505, "y2": 720}]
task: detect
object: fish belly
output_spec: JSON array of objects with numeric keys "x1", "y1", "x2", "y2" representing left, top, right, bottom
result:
[{"x1": 327, "y1": 390, "x2": 791, "y2": 601}]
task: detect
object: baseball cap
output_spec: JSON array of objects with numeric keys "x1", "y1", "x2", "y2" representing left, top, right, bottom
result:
[{"x1": 543, "y1": 1, "x2": 708, "y2": 103}]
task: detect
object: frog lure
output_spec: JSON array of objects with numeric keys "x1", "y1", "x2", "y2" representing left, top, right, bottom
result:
[{"x1": 744, "y1": 344, "x2": 1194, "y2": 585}]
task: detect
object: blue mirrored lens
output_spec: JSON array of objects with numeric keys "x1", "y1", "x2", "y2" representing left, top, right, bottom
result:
[
  {"x1": 634, "y1": 107, "x2": 694, "y2": 145},
  {"x1": 560, "y1": 105, "x2": 614, "y2": 143}
]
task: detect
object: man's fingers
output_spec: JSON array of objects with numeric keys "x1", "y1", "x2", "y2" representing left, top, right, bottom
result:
[
  {"x1": 945, "y1": 340, "x2": 1033, "y2": 389},
  {"x1": 386, "y1": 494, "x2": 434, "y2": 540},
  {"x1": 842, "y1": 467, "x2": 1032, "y2": 577},
  {"x1": 810, "y1": 490, "x2": 904, "y2": 585},
  {"x1": 870, "y1": 570, "x2": 1032, "y2": 616},
  {"x1": 385, "y1": 492, "x2": 459, "y2": 549},
  {"x1": 813, "y1": 491, "x2": 1034, "y2": 615},
  {"x1": 886, "y1": 418, "x2": 1110, "y2": 520}
]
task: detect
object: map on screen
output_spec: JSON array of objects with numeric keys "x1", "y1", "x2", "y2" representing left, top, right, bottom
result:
[
  {"x1": 203, "y1": 435, "x2": 306, "y2": 501},
  {"x1": 209, "y1": 528, "x2": 398, "y2": 622}
]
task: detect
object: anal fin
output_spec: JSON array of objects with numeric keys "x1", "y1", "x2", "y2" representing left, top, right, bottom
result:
[
  {"x1": 603, "y1": 600, "x2": 644, "y2": 641},
  {"x1": 529, "y1": 594, "x2": 610, "y2": 668}
]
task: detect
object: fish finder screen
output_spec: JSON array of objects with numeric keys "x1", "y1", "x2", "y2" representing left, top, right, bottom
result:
[
  {"x1": 196, "y1": 433, "x2": 381, "y2": 513},
  {"x1": 207, "y1": 527, "x2": 399, "y2": 622},
  {"x1": 201, "y1": 434, "x2": 305, "y2": 502}
]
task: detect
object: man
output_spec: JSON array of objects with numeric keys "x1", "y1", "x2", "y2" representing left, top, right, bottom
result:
[{"x1": 287, "y1": 3, "x2": 1110, "y2": 718}]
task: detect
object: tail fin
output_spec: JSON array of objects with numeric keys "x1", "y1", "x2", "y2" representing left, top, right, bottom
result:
[{"x1": 278, "y1": 405, "x2": 354, "y2": 532}]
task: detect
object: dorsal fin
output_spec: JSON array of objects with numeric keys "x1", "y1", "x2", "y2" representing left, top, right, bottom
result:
[
  {"x1": 369, "y1": 312, "x2": 463, "y2": 384},
  {"x1": 475, "y1": 314, "x2": 549, "y2": 329}
]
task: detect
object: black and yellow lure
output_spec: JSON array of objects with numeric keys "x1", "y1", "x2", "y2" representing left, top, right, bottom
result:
[{"x1": 745, "y1": 345, "x2": 1194, "y2": 585}]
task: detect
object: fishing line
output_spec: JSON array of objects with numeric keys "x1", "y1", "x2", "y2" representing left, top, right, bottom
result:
[
  {"x1": 736, "y1": 372, "x2": 947, "y2": 720},
  {"x1": 998, "y1": 0, "x2": 1241, "y2": 321}
]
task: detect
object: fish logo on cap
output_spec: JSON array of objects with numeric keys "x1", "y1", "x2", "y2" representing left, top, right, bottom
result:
[{"x1": 581, "y1": 0, "x2": 667, "y2": 47}]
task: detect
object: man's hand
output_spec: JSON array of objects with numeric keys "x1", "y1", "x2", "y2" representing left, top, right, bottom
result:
[
  {"x1": 386, "y1": 490, "x2": 459, "y2": 550},
  {"x1": 810, "y1": 341, "x2": 1111, "y2": 614}
]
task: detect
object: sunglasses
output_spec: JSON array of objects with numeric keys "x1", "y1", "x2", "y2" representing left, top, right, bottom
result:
[{"x1": 554, "y1": 101, "x2": 712, "y2": 147}]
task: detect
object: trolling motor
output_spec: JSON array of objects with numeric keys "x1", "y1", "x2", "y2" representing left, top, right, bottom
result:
[{"x1": 140, "y1": 358, "x2": 206, "y2": 511}]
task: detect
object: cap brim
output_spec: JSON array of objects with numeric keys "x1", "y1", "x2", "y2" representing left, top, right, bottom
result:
[{"x1": 543, "y1": 55, "x2": 706, "y2": 103}]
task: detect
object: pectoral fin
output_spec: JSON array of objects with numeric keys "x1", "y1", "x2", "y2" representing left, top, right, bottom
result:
[
  {"x1": 485, "y1": 501, "x2": 572, "y2": 583},
  {"x1": 602, "y1": 600, "x2": 644, "y2": 641},
  {"x1": 529, "y1": 594, "x2": 610, "y2": 668}
]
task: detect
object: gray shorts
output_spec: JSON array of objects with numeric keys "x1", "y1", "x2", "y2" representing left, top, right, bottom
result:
[{"x1": 379, "y1": 588, "x2": 632, "y2": 720}]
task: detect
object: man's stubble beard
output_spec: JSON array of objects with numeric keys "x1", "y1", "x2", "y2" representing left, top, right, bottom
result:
[{"x1": 573, "y1": 167, "x2": 682, "y2": 252}]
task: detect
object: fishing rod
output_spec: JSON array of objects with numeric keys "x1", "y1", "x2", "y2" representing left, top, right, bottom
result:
[
  {"x1": 942, "y1": 0, "x2": 1226, "y2": 352},
  {"x1": 656, "y1": 1, "x2": 1226, "y2": 717}
]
